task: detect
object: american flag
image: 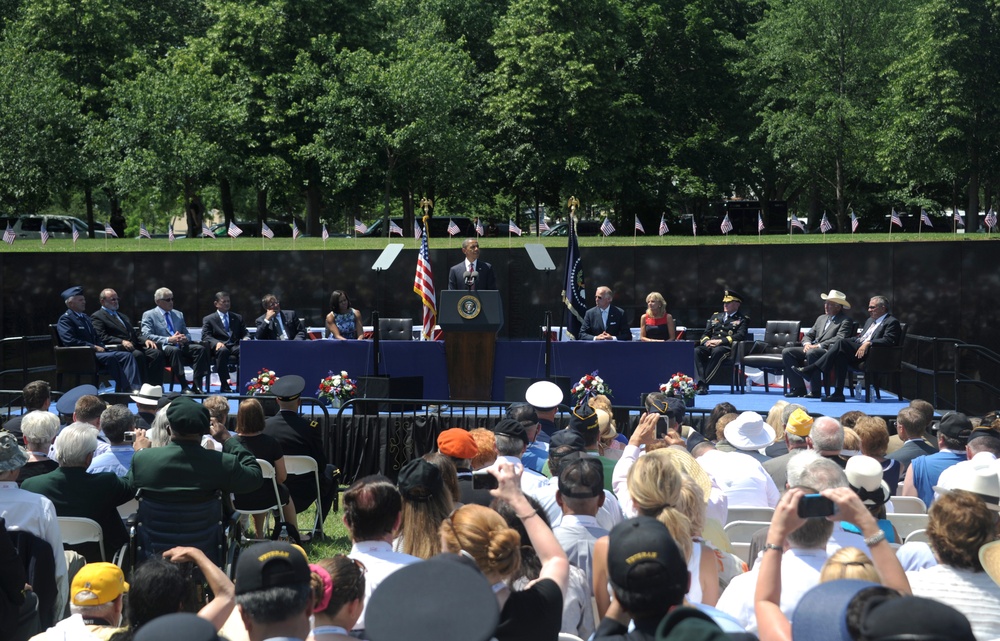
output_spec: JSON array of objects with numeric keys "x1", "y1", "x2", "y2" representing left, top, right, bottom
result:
[
  {"x1": 40, "y1": 223, "x2": 49, "y2": 245},
  {"x1": 104, "y1": 221, "x2": 119, "y2": 238},
  {"x1": 790, "y1": 214, "x2": 805, "y2": 231},
  {"x1": 600, "y1": 217, "x2": 615, "y2": 236},
  {"x1": 261, "y1": 222, "x2": 274, "y2": 239},
  {"x1": 820, "y1": 213, "x2": 833, "y2": 233},
  {"x1": 658, "y1": 215, "x2": 669, "y2": 236},
  {"x1": 167, "y1": 224, "x2": 174, "y2": 243},
  {"x1": 72, "y1": 227, "x2": 80, "y2": 243},
  {"x1": 322, "y1": 224, "x2": 329, "y2": 241},
  {"x1": 413, "y1": 220, "x2": 422, "y2": 239},
  {"x1": 720, "y1": 214, "x2": 733, "y2": 234},
  {"x1": 890, "y1": 209, "x2": 902, "y2": 228},
  {"x1": 389, "y1": 219, "x2": 404, "y2": 236},
  {"x1": 202, "y1": 222, "x2": 214, "y2": 238},
  {"x1": 691, "y1": 217, "x2": 697, "y2": 236},
  {"x1": 447, "y1": 219, "x2": 460, "y2": 236},
  {"x1": 850, "y1": 211, "x2": 859, "y2": 232},
  {"x1": 139, "y1": 223, "x2": 152, "y2": 239},
  {"x1": 920, "y1": 209, "x2": 933, "y2": 228},
  {"x1": 354, "y1": 218, "x2": 368, "y2": 234},
  {"x1": 634, "y1": 216, "x2": 645, "y2": 234},
  {"x1": 474, "y1": 218, "x2": 484, "y2": 236},
  {"x1": 227, "y1": 221, "x2": 243, "y2": 238},
  {"x1": 538, "y1": 215, "x2": 550, "y2": 232},
  {"x1": 509, "y1": 219, "x2": 522, "y2": 236},
  {"x1": 954, "y1": 211, "x2": 965, "y2": 227},
  {"x1": 292, "y1": 221, "x2": 301, "y2": 239},
  {"x1": 413, "y1": 232, "x2": 436, "y2": 341},
  {"x1": 758, "y1": 213, "x2": 765, "y2": 233},
  {"x1": 3, "y1": 223, "x2": 15, "y2": 245},
  {"x1": 987, "y1": 208, "x2": 998, "y2": 230}
]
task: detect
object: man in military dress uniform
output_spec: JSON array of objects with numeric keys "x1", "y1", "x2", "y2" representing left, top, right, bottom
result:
[
  {"x1": 263, "y1": 376, "x2": 334, "y2": 531},
  {"x1": 694, "y1": 289, "x2": 750, "y2": 394}
]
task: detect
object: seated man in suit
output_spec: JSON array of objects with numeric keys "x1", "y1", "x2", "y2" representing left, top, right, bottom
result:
[
  {"x1": 782, "y1": 289, "x2": 855, "y2": 398},
  {"x1": 693, "y1": 289, "x2": 749, "y2": 393},
  {"x1": 447, "y1": 238, "x2": 497, "y2": 290},
  {"x1": 57, "y1": 286, "x2": 143, "y2": 393},
  {"x1": 579, "y1": 286, "x2": 632, "y2": 341},
  {"x1": 254, "y1": 293, "x2": 307, "y2": 340},
  {"x1": 794, "y1": 295, "x2": 902, "y2": 402},
  {"x1": 200, "y1": 291, "x2": 248, "y2": 393},
  {"x1": 92, "y1": 287, "x2": 165, "y2": 387},
  {"x1": 140, "y1": 287, "x2": 210, "y2": 394}
]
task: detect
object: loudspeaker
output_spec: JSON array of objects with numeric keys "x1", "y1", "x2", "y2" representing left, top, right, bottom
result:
[
  {"x1": 503, "y1": 376, "x2": 572, "y2": 404},
  {"x1": 355, "y1": 376, "x2": 424, "y2": 413}
]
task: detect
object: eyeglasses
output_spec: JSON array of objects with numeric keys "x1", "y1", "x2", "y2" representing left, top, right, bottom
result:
[
  {"x1": 160, "y1": 297, "x2": 173, "y2": 302},
  {"x1": 867, "y1": 305, "x2": 880, "y2": 310}
]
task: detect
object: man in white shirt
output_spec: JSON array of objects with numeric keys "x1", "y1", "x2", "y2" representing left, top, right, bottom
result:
[
  {"x1": 447, "y1": 238, "x2": 497, "y2": 290},
  {"x1": 0, "y1": 432, "x2": 68, "y2": 625},
  {"x1": 343, "y1": 475, "x2": 420, "y2": 633},
  {"x1": 690, "y1": 434, "x2": 780, "y2": 509}
]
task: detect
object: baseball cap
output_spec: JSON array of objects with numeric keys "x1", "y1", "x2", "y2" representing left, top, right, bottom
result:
[
  {"x1": 235, "y1": 541, "x2": 311, "y2": 595},
  {"x1": 71, "y1": 562, "x2": 129, "y2": 606},
  {"x1": 607, "y1": 517, "x2": 687, "y2": 601},
  {"x1": 492, "y1": 418, "x2": 528, "y2": 446},
  {"x1": 568, "y1": 403, "x2": 599, "y2": 434},
  {"x1": 786, "y1": 409, "x2": 814, "y2": 437},
  {"x1": 396, "y1": 458, "x2": 443, "y2": 502},
  {"x1": 937, "y1": 412, "x2": 973, "y2": 442},
  {"x1": 860, "y1": 595, "x2": 975, "y2": 641}
]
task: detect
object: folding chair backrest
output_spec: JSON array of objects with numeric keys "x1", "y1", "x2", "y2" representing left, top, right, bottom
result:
[
  {"x1": 58, "y1": 517, "x2": 105, "y2": 561},
  {"x1": 257, "y1": 458, "x2": 283, "y2": 511},
  {"x1": 723, "y1": 520, "x2": 770, "y2": 564},
  {"x1": 135, "y1": 492, "x2": 225, "y2": 567},
  {"x1": 886, "y1": 513, "x2": 930, "y2": 541},
  {"x1": 904, "y1": 528, "x2": 929, "y2": 544},
  {"x1": 726, "y1": 507, "x2": 775, "y2": 525},
  {"x1": 888, "y1": 496, "x2": 926, "y2": 514},
  {"x1": 284, "y1": 455, "x2": 324, "y2": 535}
]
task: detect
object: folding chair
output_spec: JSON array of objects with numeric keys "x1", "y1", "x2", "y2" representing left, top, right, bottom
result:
[
  {"x1": 904, "y1": 528, "x2": 929, "y2": 544},
  {"x1": 886, "y1": 513, "x2": 930, "y2": 541},
  {"x1": 725, "y1": 507, "x2": 775, "y2": 525},
  {"x1": 284, "y1": 455, "x2": 324, "y2": 539},
  {"x1": 233, "y1": 459, "x2": 283, "y2": 540},
  {"x1": 889, "y1": 496, "x2": 926, "y2": 514},
  {"x1": 723, "y1": 520, "x2": 770, "y2": 564}
]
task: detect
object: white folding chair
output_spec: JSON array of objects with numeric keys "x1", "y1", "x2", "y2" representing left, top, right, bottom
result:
[
  {"x1": 284, "y1": 455, "x2": 324, "y2": 538},
  {"x1": 58, "y1": 516, "x2": 105, "y2": 560},
  {"x1": 723, "y1": 520, "x2": 770, "y2": 564},
  {"x1": 725, "y1": 506, "x2": 775, "y2": 525},
  {"x1": 904, "y1": 528, "x2": 929, "y2": 544},
  {"x1": 887, "y1": 513, "x2": 930, "y2": 541},
  {"x1": 889, "y1": 496, "x2": 926, "y2": 514},
  {"x1": 233, "y1": 459, "x2": 283, "y2": 539}
]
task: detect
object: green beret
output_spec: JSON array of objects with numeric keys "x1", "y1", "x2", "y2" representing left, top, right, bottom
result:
[{"x1": 165, "y1": 396, "x2": 210, "y2": 435}]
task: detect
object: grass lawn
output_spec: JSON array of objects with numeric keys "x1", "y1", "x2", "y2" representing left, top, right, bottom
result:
[{"x1": 3, "y1": 231, "x2": 996, "y2": 252}]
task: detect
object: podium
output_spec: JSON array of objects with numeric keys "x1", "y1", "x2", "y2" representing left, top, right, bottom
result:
[{"x1": 439, "y1": 290, "x2": 504, "y2": 400}]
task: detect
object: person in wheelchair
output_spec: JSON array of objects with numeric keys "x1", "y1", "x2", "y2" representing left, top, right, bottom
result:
[{"x1": 127, "y1": 396, "x2": 262, "y2": 503}]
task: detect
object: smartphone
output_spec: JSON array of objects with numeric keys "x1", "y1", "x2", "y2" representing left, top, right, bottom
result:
[
  {"x1": 124, "y1": 431, "x2": 135, "y2": 443},
  {"x1": 472, "y1": 471, "x2": 499, "y2": 490},
  {"x1": 797, "y1": 494, "x2": 836, "y2": 518}
]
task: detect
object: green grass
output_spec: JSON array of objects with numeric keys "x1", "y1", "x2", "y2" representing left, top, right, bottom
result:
[
  {"x1": 4, "y1": 230, "x2": 996, "y2": 252},
  {"x1": 298, "y1": 498, "x2": 352, "y2": 558}
]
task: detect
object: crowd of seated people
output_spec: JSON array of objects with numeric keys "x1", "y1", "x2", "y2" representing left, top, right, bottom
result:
[{"x1": 5, "y1": 363, "x2": 1000, "y2": 641}]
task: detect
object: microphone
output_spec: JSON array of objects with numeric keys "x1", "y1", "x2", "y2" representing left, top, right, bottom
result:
[{"x1": 464, "y1": 270, "x2": 478, "y2": 290}]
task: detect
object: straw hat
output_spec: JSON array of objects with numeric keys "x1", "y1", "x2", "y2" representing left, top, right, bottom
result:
[{"x1": 820, "y1": 289, "x2": 851, "y2": 309}]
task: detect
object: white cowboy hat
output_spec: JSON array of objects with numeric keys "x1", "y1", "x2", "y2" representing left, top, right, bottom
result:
[
  {"x1": 933, "y1": 452, "x2": 1000, "y2": 511},
  {"x1": 820, "y1": 289, "x2": 851, "y2": 309},
  {"x1": 723, "y1": 411, "x2": 775, "y2": 451},
  {"x1": 130, "y1": 384, "x2": 164, "y2": 406},
  {"x1": 845, "y1": 455, "x2": 890, "y2": 506}
]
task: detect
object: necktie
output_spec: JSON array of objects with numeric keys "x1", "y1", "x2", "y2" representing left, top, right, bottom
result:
[
  {"x1": 276, "y1": 313, "x2": 287, "y2": 339},
  {"x1": 164, "y1": 311, "x2": 175, "y2": 334},
  {"x1": 222, "y1": 313, "x2": 230, "y2": 333},
  {"x1": 859, "y1": 321, "x2": 877, "y2": 343},
  {"x1": 601, "y1": 309, "x2": 609, "y2": 330}
]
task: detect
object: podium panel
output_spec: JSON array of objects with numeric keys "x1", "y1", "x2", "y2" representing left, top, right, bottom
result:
[{"x1": 440, "y1": 290, "x2": 503, "y2": 400}]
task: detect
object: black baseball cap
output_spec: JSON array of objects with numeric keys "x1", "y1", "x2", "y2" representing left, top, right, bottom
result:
[
  {"x1": 234, "y1": 541, "x2": 310, "y2": 595},
  {"x1": 607, "y1": 517, "x2": 687, "y2": 601},
  {"x1": 492, "y1": 418, "x2": 528, "y2": 446}
]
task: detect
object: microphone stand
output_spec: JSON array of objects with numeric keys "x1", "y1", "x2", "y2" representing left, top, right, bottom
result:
[{"x1": 544, "y1": 310, "x2": 552, "y2": 379}]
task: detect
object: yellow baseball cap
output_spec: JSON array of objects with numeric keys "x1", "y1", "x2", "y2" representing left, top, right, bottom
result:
[
  {"x1": 785, "y1": 409, "x2": 814, "y2": 437},
  {"x1": 71, "y1": 562, "x2": 129, "y2": 606}
]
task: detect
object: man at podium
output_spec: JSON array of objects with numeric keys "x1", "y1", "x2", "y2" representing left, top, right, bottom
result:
[{"x1": 447, "y1": 238, "x2": 497, "y2": 290}]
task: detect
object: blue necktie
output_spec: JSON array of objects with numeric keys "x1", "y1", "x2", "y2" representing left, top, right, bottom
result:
[
  {"x1": 222, "y1": 313, "x2": 230, "y2": 333},
  {"x1": 164, "y1": 311, "x2": 175, "y2": 334},
  {"x1": 276, "y1": 313, "x2": 287, "y2": 339}
]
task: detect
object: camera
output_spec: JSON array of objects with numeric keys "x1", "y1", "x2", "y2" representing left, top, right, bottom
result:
[
  {"x1": 124, "y1": 431, "x2": 135, "y2": 443},
  {"x1": 797, "y1": 494, "x2": 836, "y2": 518},
  {"x1": 472, "y1": 471, "x2": 499, "y2": 490}
]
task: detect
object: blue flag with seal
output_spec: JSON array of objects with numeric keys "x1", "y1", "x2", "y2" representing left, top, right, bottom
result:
[{"x1": 562, "y1": 217, "x2": 587, "y2": 339}]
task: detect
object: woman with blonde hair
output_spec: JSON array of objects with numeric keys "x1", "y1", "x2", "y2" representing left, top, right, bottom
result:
[
  {"x1": 439, "y1": 461, "x2": 568, "y2": 641},
  {"x1": 639, "y1": 291, "x2": 676, "y2": 341},
  {"x1": 819, "y1": 547, "x2": 879, "y2": 583},
  {"x1": 394, "y1": 458, "x2": 454, "y2": 559},
  {"x1": 676, "y1": 473, "x2": 721, "y2": 606}
]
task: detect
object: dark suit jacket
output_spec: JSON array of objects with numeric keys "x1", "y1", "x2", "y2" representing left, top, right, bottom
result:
[
  {"x1": 21, "y1": 467, "x2": 134, "y2": 558},
  {"x1": 264, "y1": 410, "x2": 327, "y2": 507},
  {"x1": 56, "y1": 310, "x2": 102, "y2": 348},
  {"x1": 447, "y1": 260, "x2": 497, "y2": 290},
  {"x1": 254, "y1": 310, "x2": 307, "y2": 340},
  {"x1": 804, "y1": 312, "x2": 854, "y2": 348},
  {"x1": 201, "y1": 311, "x2": 248, "y2": 348},
  {"x1": 91, "y1": 308, "x2": 143, "y2": 349},
  {"x1": 126, "y1": 438, "x2": 263, "y2": 502},
  {"x1": 887, "y1": 439, "x2": 937, "y2": 468},
  {"x1": 579, "y1": 305, "x2": 631, "y2": 341},
  {"x1": 856, "y1": 314, "x2": 902, "y2": 347}
]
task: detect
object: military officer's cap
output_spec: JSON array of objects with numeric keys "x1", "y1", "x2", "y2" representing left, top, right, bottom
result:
[
  {"x1": 61, "y1": 285, "x2": 84, "y2": 300},
  {"x1": 270, "y1": 375, "x2": 305, "y2": 401},
  {"x1": 722, "y1": 289, "x2": 744, "y2": 303}
]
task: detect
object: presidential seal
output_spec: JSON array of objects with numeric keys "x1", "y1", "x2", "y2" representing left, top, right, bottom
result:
[{"x1": 457, "y1": 295, "x2": 482, "y2": 320}]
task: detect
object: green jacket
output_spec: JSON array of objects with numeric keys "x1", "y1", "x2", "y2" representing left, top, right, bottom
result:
[{"x1": 126, "y1": 438, "x2": 263, "y2": 503}]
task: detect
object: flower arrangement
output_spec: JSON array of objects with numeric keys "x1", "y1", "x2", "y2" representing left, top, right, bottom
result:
[
  {"x1": 660, "y1": 372, "x2": 696, "y2": 400},
  {"x1": 317, "y1": 370, "x2": 358, "y2": 405},
  {"x1": 246, "y1": 368, "x2": 279, "y2": 395},
  {"x1": 571, "y1": 370, "x2": 613, "y2": 403}
]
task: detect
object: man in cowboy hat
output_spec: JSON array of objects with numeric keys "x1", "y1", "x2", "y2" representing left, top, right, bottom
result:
[
  {"x1": 130, "y1": 383, "x2": 163, "y2": 429},
  {"x1": 694, "y1": 289, "x2": 750, "y2": 394},
  {"x1": 782, "y1": 289, "x2": 855, "y2": 398}
]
